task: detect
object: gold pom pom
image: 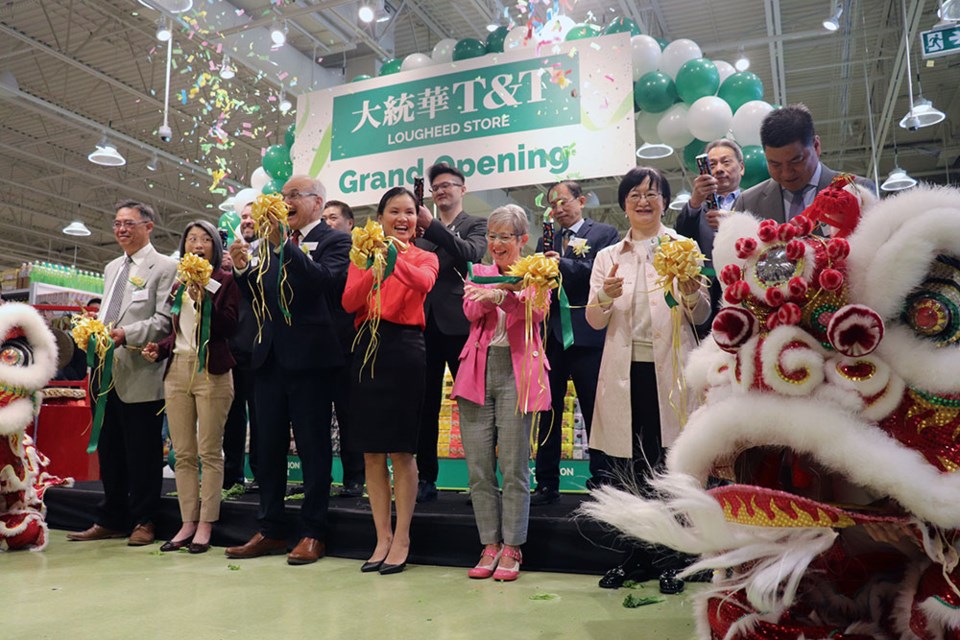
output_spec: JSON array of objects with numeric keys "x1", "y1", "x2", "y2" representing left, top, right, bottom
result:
[
  {"x1": 653, "y1": 237, "x2": 705, "y2": 292},
  {"x1": 507, "y1": 254, "x2": 560, "y2": 311},
  {"x1": 177, "y1": 253, "x2": 213, "y2": 288},
  {"x1": 71, "y1": 316, "x2": 112, "y2": 359},
  {"x1": 251, "y1": 193, "x2": 288, "y2": 231},
  {"x1": 349, "y1": 218, "x2": 388, "y2": 270}
]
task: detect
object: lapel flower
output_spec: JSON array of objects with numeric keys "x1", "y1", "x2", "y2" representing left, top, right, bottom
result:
[
  {"x1": 569, "y1": 237, "x2": 591, "y2": 257},
  {"x1": 129, "y1": 275, "x2": 146, "y2": 289},
  {"x1": 301, "y1": 242, "x2": 311, "y2": 255}
]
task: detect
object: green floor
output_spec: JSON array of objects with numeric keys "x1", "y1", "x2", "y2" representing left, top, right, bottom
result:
[{"x1": 7, "y1": 531, "x2": 702, "y2": 639}]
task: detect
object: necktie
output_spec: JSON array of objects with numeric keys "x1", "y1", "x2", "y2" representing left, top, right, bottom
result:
[
  {"x1": 561, "y1": 228, "x2": 574, "y2": 253},
  {"x1": 787, "y1": 186, "x2": 813, "y2": 221},
  {"x1": 291, "y1": 229, "x2": 302, "y2": 247},
  {"x1": 104, "y1": 256, "x2": 132, "y2": 326}
]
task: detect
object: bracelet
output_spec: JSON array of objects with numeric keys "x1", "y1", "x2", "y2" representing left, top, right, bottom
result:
[{"x1": 494, "y1": 289, "x2": 507, "y2": 306}]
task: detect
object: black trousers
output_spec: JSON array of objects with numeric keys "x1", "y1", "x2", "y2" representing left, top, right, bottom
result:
[
  {"x1": 334, "y1": 358, "x2": 365, "y2": 486},
  {"x1": 534, "y1": 335, "x2": 606, "y2": 492},
  {"x1": 95, "y1": 389, "x2": 165, "y2": 530},
  {"x1": 254, "y1": 351, "x2": 335, "y2": 540},
  {"x1": 416, "y1": 315, "x2": 466, "y2": 484},
  {"x1": 222, "y1": 365, "x2": 258, "y2": 487}
]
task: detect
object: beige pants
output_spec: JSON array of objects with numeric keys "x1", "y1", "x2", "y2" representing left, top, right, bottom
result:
[{"x1": 164, "y1": 353, "x2": 234, "y2": 523}]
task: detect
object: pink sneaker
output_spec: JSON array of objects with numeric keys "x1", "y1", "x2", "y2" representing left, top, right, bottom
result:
[
  {"x1": 493, "y1": 546, "x2": 522, "y2": 582},
  {"x1": 467, "y1": 546, "x2": 502, "y2": 579}
]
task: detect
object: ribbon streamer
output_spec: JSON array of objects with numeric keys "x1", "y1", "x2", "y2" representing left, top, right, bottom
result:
[
  {"x1": 84, "y1": 334, "x2": 115, "y2": 454},
  {"x1": 171, "y1": 284, "x2": 213, "y2": 372}
]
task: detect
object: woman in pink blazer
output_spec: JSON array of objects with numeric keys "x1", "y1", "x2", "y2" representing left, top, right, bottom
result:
[{"x1": 451, "y1": 204, "x2": 551, "y2": 582}]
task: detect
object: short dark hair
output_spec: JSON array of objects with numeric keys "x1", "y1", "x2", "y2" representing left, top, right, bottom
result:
[
  {"x1": 376, "y1": 187, "x2": 418, "y2": 217},
  {"x1": 178, "y1": 220, "x2": 223, "y2": 271},
  {"x1": 115, "y1": 199, "x2": 156, "y2": 223},
  {"x1": 427, "y1": 162, "x2": 465, "y2": 186},
  {"x1": 618, "y1": 166, "x2": 671, "y2": 211},
  {"x1": 324, "y1": 200, "x2": 354, "y2": 221},
  {"x1": 760, "y1": 104, "x2": 816, "y2": 149},
  {"x1": 547, "y1": 180, "x2": 583, "y2": 199},
  {"x1": 705, "y1": 138, "x2": 744, "y2": 164}
]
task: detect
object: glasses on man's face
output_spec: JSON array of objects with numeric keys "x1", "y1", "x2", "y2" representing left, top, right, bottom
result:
[
  {"x1": 281, "y1": 191, "x2": 318, "y2": 200},
  {"x1": 112, "y1": 220, "x2": 148, "y2": 230},
  {"x1": 486, "y1": 233, "x2": 520, "y2": 243},
  {"x1": 430, "y1": 181, "x2": 463, "y2": 193},
  {"x1": 625, "y1": 191, "x2": 662, "y2": 203}
]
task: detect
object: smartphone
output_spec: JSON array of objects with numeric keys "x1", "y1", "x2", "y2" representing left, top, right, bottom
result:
[
  {"x1": 413, "y1": 176, "x2": 424, "y2": 210},
  {"x1": 219, "y1": 228, "x2": 229, "y2": 249},
  {"x1": 696, "y1": 153, "x2": 721, "y2": 210}
]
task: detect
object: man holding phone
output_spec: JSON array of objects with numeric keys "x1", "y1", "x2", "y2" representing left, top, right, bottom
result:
[{"x1": 676, "y1": 138, "x2": 745, "y2": 323}]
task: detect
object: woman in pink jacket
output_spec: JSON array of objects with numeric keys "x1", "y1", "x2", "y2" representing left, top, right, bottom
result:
[{"x1": 451, "y1": 204, "x2": 551, "y2": 582}]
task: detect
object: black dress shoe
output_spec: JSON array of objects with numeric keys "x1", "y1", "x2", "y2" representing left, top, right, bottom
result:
[
  {"x1": 530, "y1": 487, "x2": 560, "y2": 506},
  {"x1": 598, "y1": 565, "x2": 627, "y2": 589},
  {"x1": 598, "y1": 563, "x2": 661, "y2": 589},
  {"x1": 188, "y1": 542, "x2": 211, "y2": 554},
  {"x1": 361, "y1": 559, "x2": 385, "y2": 573},
  {"x1": 379, "y1": 561, "x2": 407, "y2": 575},
  {"x1": 338, "y1": 482, "x2": 364, "y2": 498},
  {"x1": 416, "y1": 480, "x2": 437, "y2": 504},
  {"x1": 659, "y1": 569, "x2": 685, "y2": 594},
  {"x1": 159, "y1": 536, "x2": 193, "y2": 552}
]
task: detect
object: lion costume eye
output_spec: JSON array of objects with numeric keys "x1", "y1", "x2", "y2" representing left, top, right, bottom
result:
[
  {"x1": 902, "y1": 255, "x2": 960, "y2": 347},
  {"x1": 0, "y1": 337, "x2": 32, "y2": 367}
]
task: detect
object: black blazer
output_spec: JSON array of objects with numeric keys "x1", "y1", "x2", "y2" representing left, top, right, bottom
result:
[
  {"x1": 417, "y1": 210, "x2": 487, "y2": 336},
  {"x1": 237, "y1": 220, "x2": 351, "y2": 371},
  {"x1": 536, "y1": 217, "x2": 621, "y2": 349}
]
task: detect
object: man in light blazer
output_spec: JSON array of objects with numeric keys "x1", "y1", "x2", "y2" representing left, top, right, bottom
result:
[
  {"x1": 734, "y1": 104, "x2": 874, "y2": 223},
  {"x1": 67, "y1": 200, "x2": 176, "y2": 546}
]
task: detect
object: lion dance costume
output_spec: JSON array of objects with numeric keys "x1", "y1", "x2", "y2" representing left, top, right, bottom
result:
[
  {"x1": 585, "y1": 183, "x2": 960, "y2": 639},
  {"x1": 0, "y1": 302, "x2": 67, "y2": 550}
]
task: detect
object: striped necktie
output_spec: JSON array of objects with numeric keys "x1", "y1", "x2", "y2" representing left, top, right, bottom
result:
[{"x1": 104, "y1": 256, "x2": 132, "y2": 326}]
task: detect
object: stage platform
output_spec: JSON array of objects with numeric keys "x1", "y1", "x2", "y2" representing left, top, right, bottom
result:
[{"x1": 46, "y1": 480, "x2": 628, "y2": 575}]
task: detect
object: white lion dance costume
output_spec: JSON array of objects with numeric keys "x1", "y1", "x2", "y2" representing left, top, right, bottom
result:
[
  {"x1": 585, "y1": 183, "x2": 960, "y2": 639},
  {"x1": 0, "y1": 302, "x2": 66, "y2": 550}
]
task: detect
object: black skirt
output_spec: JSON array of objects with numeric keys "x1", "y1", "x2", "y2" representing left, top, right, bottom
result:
[{"x1": 345, "y1": 320, "x2": 426, "y2": 453}]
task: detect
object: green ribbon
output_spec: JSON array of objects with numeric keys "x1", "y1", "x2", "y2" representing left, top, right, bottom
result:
[
  {"x1": 465, "y1": 262, "x2": 574, "y2": 350},
  {"x1": 85, "y1": 335, "x2": 115, "y2": 454},
  {"x1": 278, "y1": 238, "x2": 292, "y2": 322},
  {"x1": 171, "y1": 284, "x2": 214, "y2": 372},
  {"x1": 366, "y1": 242, "x2": 398, "y2": 288}
]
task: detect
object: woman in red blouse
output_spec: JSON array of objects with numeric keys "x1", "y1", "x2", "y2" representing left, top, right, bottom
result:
[{"x1": 342, "y1": 187, "x2": 439, "y2": 575}]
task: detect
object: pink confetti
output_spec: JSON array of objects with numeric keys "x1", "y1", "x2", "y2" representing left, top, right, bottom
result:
[{"x1": 604, "y1": 74, "x2": 615, "y2": 82}]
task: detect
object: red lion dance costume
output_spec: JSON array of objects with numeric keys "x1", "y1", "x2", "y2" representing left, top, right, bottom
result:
[
  {"x1": 585, "y1": 183, "x2": 960, "y2": 639},
  {"x1": 0, "y1": 302, "x2": 66, "y2": 551}
]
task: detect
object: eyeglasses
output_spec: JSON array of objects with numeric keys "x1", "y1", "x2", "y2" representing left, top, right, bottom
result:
[
  {"x1": 486, "y1": 233, "x2": 520, "y2": 243},
  {"x1": 625, "y1": 191, "x2": 662, "y2": 203},
  {"x1": 112, "y1": 220, "x2": 149, "y2": 230},
  {"x1": 281, "y1": 191, "x2": 318, "y2": 200},
  {"x1": 430, "y1": 181, "x2": 463, "y2": 193}
]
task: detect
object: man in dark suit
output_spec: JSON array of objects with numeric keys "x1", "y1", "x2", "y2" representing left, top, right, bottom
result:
[
  {"x1": 225, "y1": 175, "x2": 350, "y2": 565},
  {"x1": 532, "y1": 180, "x2": 621, "y2": 505},
  {"x1": 734, "y1": 104, "x2": 875, "y2": 222},
  {"x1": 415, "y1": 163, "x2": 487, "y2": 503}
]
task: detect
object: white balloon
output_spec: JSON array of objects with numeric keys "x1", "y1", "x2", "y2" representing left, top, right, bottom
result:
[
  {"x1": 631, "y1": 35, "x2": 662, "y2": 81},
  {"x1": 660, "y1": 38, "x2": 703, "y2": 79},
  {"x1": 431, "y1": 39, "x2": 457, "y2": 64},
  {"x1": 687, "y1": 96, "x2": 734, "y2": 141},
  {"x1": 635, "y1": 111, "x2": 664, "y2": 144},
  {"x1": 250, "y1": 167, "x2": 270, "y2": 191},
  {"x1": 538, "y1": 15, "x2": 576, "y2": 41},
  {"x1": 713, "y1": 60, "x2": 735, "y2": 84},
  {"x1": 401, "y1": 52, "x2": 433, "y2": 71},
  {"x1": 731, "y1": 100, "x2": 774, "y2": 147},
  {"x1": 233, "y1": 188, "x2": 260, "y2": 214},
  {"x1": 656, "y1": 103, "x2": 694, "y2": 149},
  {"x1": 503, "y1": 26, "x2": 530, "y2": 51}
]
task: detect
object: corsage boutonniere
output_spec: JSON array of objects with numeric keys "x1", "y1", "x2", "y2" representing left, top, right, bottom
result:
[
  {"x1": 300, "y1": 242, "x2": 311, "y2": 255},
  {"x1": 129, "y1": 276, "x2": 146, "y2": 289},
  {"x1": 569, "y1": 237, "x2": 591, "y2": 257}
]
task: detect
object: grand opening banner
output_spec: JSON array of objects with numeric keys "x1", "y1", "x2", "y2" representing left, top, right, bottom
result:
[{"x1": 292, "y1": 33, "x2": 636, "y2": 207}]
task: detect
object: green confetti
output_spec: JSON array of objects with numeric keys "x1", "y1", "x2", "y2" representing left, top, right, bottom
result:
[
  {"x1": 622, "y1": 594, "x2": 663, "y2": 608},
  {"x1": 285, "y1": 493, "x2": 305, "y2": 501},
  {"x1": 149, "y1": 550, "x2": 163, "y2": 556},
  {"x1": 622, "y1": 580, "x2": 645, "y2": 589},
  {"x1": 228, "y1": 564, "x2": 241, "y2": 571},
  {"x1": 529, "y1": 593, "x2": 560, "y2": 601}
]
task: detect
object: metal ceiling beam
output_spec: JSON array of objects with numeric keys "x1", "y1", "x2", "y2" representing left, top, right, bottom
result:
[
  {"x1": 402, "y1": 0, "x2": 453, "y2": 42},
  {"x1": 763, "y1": 0, "x2": 787, "y2": 106},
  {"x1": 214, "y1": 0, "x2": 357, "y2": 36}
]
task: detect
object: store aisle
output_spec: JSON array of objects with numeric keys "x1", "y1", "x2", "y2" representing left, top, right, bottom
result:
[{"x1": 9, "y1": 532, "x2": 701, "y2": 639}]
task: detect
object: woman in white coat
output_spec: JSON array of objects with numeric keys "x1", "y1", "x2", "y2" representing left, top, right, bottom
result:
[{"x1": 586, "y1": 166, "x2": 710, "y2": 589}]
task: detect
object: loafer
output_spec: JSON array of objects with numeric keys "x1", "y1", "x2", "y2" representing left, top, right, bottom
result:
[
  {"x1": 287, "y1": 537, "x2": 325, "y2": 565},
  {"x1": 128, "y1": 523, "x2": 156, "y2": 546},
  {"x1": 416, "y1": 480, "x2": 437, "y2": 504},
  {"x1": 530, "y1": 487, "x2": 560, "y2": 507},
  {"x1": 159, "y1": 536, "x2": 193, "y2": 552},
  {"x1": 66, "y1": 524, "x2": 126, "y2": 542},
  {"x1": 225, "y1": 533, "x2": 287, "y2": 559},
  {"x1": 188, "y1": 542, "x2": 211, "y2": 554}
]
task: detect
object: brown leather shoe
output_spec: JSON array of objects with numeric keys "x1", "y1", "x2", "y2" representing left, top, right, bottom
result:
[
  {"x1": 127, "y1": 522, "x2": 156, "y2": 546},
  {"x1": 224, "y1": 533, "x2": 287, "y2": 559},
  {"x1": 66, "y1": 524, "x2": 126, "y2": 542},
  {"x1": 287, "y1": 537, "x2": 325, "y2": 565}
]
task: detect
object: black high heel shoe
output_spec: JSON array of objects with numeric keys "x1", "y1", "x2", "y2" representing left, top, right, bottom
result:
[
  {"x1": 378, "y1": 561, "x2": 407, "y2": 575},
  {"x1": 361, "y1": 559, "x2": 385, "y2": 573}
]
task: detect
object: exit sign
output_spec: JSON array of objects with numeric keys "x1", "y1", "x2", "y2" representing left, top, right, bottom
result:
[{"x1": 921, "y1": 26, "x2": 960, "y2": 59}]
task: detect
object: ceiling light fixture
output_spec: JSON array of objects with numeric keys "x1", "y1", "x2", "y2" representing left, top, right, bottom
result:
[
  {"x1": 278, "y1": 87, "x2": 292, "y2": 114},
  {"x1": 734, "y1": 46, "x2": 750, "y2": 71},
  {"x1": 636, "y1": 142, "x2": 674, "y2": 160},
  {"x1": 218, "y1": 196, "x2": 236, "y2": 212},
  {"x1": 881, "y1": 167, "x2": 917, "y2": 191},
  {"x1": 147, "y1": 152, "x2": 159, "y2": 171},
  {"x1": 897, "y1": 0, "x2": 946, "y2": 131},
  {"x1": 270, "y1": 21, "x2": 287, "y2": 46},
  {"x1": 63, "y1": 221, "x2": 92, "y2": 237},
  {"x1": 669, "y1": 190, "x2": 692, "y2": 211},
  {"x1": 358, "y1": 2, "x2": 376, "y2": 23},
  {"x1": 940, "y1": 0, "x2": 960, "y2": 21},
  {"x1": 88, "y1": 134, "x2": 126, "y2": 167},
  {"x1": 138, "y1": 0, "x2": 193, "y2": 13},
  {"x1": 156, "y1": 16, "x2": 171, "y2": 42},
  {"x1": 823, "y1": 2, "x2": 843, "y2": 31},
  {"x1": 486, "y1": 23, "x2": 499, "y2": 32},
  {"x1": 219, "y1": 54, "x2": 235, "y2": 80}
]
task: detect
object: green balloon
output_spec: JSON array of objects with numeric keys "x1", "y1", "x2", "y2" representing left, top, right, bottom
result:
[
  {"x1": 675, "y1": 58, "x2": 720, "y2": 105},
  {"x1": 603, "y1": 17, "x2": 641, "y2": 37},
  {"x1": 284, "y1": 123, "x2": 296, "y2": 149},
  {"x1": 741, "y1": 145, "x2": 770, "y2": 189},
  {"x1": 565, "y1": 24, "x2": 602, "y2": 41},
  {"x1": 351, "y1": 74, "x2": 373, "y2": 82},
  {"x1": 379, "y1": 59, "x2": 402, "y2": 76},
  {"x1": 218, "y1": 211, "x2": 241, "y2": 245},
  {"x1": 656, "y1": 37, "x2": 669, "y2": 51},
  {"x1": 262, "y1": 179, "x2": 283, "y2": 195},
  {"x1": 718, "y1": 72, "x2": 765, "y2": 114},
  {"x1": 262, "y1": 144, "x2": 292, "y2": 182},
  {"x1": 485, "y1": 26, "x2": 509, "y2": 53},
  {"x1": 683, "y1": 139, "x2": 709, "y2": 174},
  {"x1": 453, "y1": 38, "x2": 486, "y2": 61},
  {"x1": 633, "y1": 71, "x2": 678, "y2": 114}
]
